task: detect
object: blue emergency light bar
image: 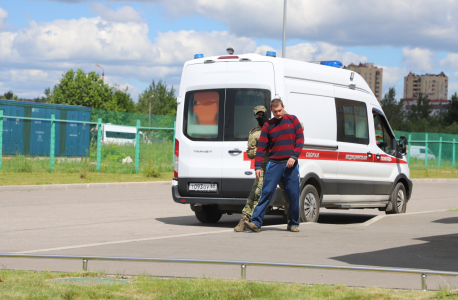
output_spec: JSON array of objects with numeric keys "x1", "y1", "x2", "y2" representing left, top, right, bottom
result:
[
  {"x1": 266, "y1": 51, "x2": 276, "y2": 57},
  {"x1": 194, "y1": 54, "x2": 204, "y2": 59},
  {"x1": 320, "y1": 61, "x2": 343, "y2": 68}
]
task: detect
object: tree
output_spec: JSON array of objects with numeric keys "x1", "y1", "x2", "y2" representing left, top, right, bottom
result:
[
  {"x1": 137, "y1": 80, "x2": 177, "y2": 116},
  {"x1": 112, "y1": 85, "x2": 136, "y2": 113},
  {"x1": 408, "y1": 92, "x2": 431, "y2": 121},
  {"x1": 1, "y1": 90, "x2": 19, "y2": 100},
  {"x1": 51, "y1": 69, "x2": 116, "y2": 110},
  {"x1": 381, "y1": 87, "x2": 404, "y2": 129},
  {"x1": 444, "y1": 93, "x2": 458, "y2": 126}
]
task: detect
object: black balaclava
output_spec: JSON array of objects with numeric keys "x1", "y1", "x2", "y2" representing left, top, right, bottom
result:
[{"x1": 256, "y1": 113, "x2": 269, "y2": 127}]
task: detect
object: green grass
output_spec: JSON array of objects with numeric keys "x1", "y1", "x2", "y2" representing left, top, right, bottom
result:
[
  {"x1": 411, "y1": 168, "x2": 458, "y2": 179},
  {"x1": 449, "y1": 208, "x2": 458, "y2": 211},
  {"x1": 1, "y1": 141, "x2": 173, "y2": 175},
  {"x1": 0, "y1": 172, "x2": 173, "y2": 186},
  {"x1": 1, "y1": 270, "x2": 456, "y2": 300}
]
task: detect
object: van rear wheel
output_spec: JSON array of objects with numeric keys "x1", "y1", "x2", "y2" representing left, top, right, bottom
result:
[
  {"x1": 386, "y1": 182, "x2": 407, "y2": 214},
  {"x1": 195, "y1": 205, "x2": 223, "y2": 223},
  {"x1": 299, "y1": 185, "x2": 320, "y2": 222}
]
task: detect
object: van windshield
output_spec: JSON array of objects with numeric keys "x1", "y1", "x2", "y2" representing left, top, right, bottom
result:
[{"x1": 183, "y1": 88, "x2": 271, "y2": 141}]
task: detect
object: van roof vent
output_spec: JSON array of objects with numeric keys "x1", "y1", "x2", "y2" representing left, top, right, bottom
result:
[{"x1": 239, "y1": 58, "x2": 251, "y2": 62}]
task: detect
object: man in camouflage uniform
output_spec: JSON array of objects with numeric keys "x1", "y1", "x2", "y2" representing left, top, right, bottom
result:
[{"x1": 234, "y1": 105, "x2": 290, "y2": 231}]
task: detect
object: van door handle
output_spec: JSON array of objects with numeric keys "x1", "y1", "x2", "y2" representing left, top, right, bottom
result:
[
  {"x1": 375, "y1": 153, "x2": 381, "y2": 160},
  {"x1": 228, "y1": 150, "x2": 242, "y2": 154},
  {"x1": 366, "y1": 152, "x2": 372, "y2": 158}
]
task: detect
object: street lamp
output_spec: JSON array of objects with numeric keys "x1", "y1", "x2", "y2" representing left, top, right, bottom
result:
[
  {"x1": 95, "y1": 64, "x2": 104, "y2": 83},
  {"x1": 149, "y1": 94, "x2": 154, "y2": 127},
  {"x1": 282, "y1": 0, "x2": 287, "y2": 58}
]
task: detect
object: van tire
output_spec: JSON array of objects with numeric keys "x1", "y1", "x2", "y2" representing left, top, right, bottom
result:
[
  {"x1": 195, "y1": 205, "x2": 223, "y2": 223},
  {"x1": 299, "y1": 185, "x2": 320, "y2": 222},
  {"x1": 386, "y1": 182, "x2": 407, "y2": 214}
]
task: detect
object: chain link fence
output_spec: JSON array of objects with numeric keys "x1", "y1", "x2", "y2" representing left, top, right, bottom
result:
[{"x1": 0, "y1": 100, "x2": 175, "y2": 175}]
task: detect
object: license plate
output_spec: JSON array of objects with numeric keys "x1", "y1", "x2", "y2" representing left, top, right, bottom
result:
[{"x1": 189, "y1": 183, "x2": 217, "y2": 192}]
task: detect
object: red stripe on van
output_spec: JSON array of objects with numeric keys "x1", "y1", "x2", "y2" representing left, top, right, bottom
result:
[
  {"x1": 298, "y1": 150, "x2": 338, "y2": 160},
  {"x1": 338, "y1": 152, "x2": 373, "y2": 163},
  {"x1": 244, "y1": 150, "x2": 407, "y2": 166},
  {"x1": 374, "y1": 154, "x2": 408, "y2": 164}
]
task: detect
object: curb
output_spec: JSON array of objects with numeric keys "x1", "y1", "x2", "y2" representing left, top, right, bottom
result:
[
  {"x1": 411, "y1": 178, "x2": 458, "y2": 183},
  {"x1": 0, "y1": 181, "x2": 172, "y2": 193},
  {"x1": 0, "y1": 178, "x2": 455, "y2": 193}
]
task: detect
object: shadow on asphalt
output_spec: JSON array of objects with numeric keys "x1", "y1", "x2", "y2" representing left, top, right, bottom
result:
[
  {"x1": 156, "y1": 212, "x2": 377, "y2": 228},
  {"x1": 331, "y1": 233, "x2": 458, "y2": 271},
  {"x1": 432, "y1": 217, "x2": 458, "y2": 224}
]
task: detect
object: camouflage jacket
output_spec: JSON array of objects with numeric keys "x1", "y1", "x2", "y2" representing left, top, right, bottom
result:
[{"x1": 247, "y1": 125, "x2": 269, "y2": 169}]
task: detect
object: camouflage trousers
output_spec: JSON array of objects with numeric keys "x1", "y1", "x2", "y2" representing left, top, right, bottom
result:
[{"x1": 242, "y1": 168, "x2": 290, "y2": 218}]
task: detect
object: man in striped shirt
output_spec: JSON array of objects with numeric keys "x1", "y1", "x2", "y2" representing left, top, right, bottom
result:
[{"x1": 245, "y1": 98, "x2": 304, "y2": 232}]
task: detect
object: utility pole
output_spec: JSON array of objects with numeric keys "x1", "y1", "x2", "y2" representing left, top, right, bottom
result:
[
  {"x1": 282, "y1": 0, "x2": 287, "y2": 58},
  {"x1": 149, "y1": 94, "x2": 154, "y2": 127}
]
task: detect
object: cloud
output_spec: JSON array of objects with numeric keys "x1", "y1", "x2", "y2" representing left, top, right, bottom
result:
[
  {"x1": 33, "y1": 0, "x2": 458, "y2": 53},
  {"x1": 448, "y1": 81, "x2": 458, "y2": 97},
  {"x1": 90, "y1": 3, "x2": 144, "y2": 23},
  {"x1": 147, "y1": 0, "x2": 458, "y2": 52},
  {"x1": 281, "y1": 42, "x2": 368, "y2": 66},
  {"x1": 376, "y1": 65, "x2": 407, "y2": 99},
  {"x1": 440, "y1": 53, "x2": 458, "y2": 70},
  {"x1": 0, "y1": 7, "x2": 9, "y2": 32},
  {"x1": 0, "y1": 5, "x2": 371, "y2": 100},
  {"x1": 402, "y1": 47, "x2": 434, "y2": 73}
]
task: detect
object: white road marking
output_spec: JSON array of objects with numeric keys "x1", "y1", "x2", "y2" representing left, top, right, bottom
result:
[
  {"x1": 360, "y1": 209, "x2": 448, "y2": 226},
  {"x1": 15, "y1": 223, "x2": 312, "y2": 254},
  {"x1": 361, "y1": 215, "x2": 385, "y2": 226}
]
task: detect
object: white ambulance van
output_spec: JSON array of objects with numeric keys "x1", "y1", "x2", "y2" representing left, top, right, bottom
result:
[{"x1": 171, "y1": 51, "x2": 412, "y2": 223}]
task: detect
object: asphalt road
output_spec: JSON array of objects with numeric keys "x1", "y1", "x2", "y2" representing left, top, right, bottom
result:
[{"x1": 0, "y1": 180, "x2": 457, "y2": 290}]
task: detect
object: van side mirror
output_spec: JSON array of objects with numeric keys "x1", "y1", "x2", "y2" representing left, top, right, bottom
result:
[{"x1": 398, "y1": 136, "x2": 408, "y2": 156}]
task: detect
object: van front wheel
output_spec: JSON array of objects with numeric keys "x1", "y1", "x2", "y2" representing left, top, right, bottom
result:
[
  {"x1": 195, "y1": 205, "x2": 223, "y2": 223},
  {"x1": 386, "y1": 182, "x2": 407, "y2": 214},
  {"x1": 299, "y1": 185, "x2": 320, "y2": 222}
]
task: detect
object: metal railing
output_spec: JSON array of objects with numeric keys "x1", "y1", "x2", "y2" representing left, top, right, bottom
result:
[
  {"x1": 407, "y1": 133, "x2": 457, "y2": 169},
  {"x1": 1, "y1": 254, "x2": 458, "y2": 291},
  {"x1": 0, "y1": 111, "x2": 175, "y2": 174}
]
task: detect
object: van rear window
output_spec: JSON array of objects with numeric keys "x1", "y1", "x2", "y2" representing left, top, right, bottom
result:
[
  {"x1": 183, "y1": 89, "x2": 270, "y2": 141},
  {"x1": 184, "y1": 89, "x2": 224, "y2": 141},
  {"x1": 224, "y1": 89, "x2": 271, "y2": 141}
]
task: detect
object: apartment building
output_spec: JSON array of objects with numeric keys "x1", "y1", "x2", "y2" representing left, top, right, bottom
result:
[
  {"x1": 402, "y1": 98, "x2": 449, "y2": 115},
  {"x1": 346, "y1": 63, "x2": 383, "y2": 102},
  {"x1": 403, "y1": 72, "x2": 448, "y2": 100}
]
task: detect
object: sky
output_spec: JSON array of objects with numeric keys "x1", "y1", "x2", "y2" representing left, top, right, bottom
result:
[{"x1": 1, "y1": 0, "x2": 458, "y2": 102}]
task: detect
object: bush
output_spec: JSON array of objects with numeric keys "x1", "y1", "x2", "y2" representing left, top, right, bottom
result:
[{"x1": 144, "y1": 159, "x2": 161, "y2": 178}]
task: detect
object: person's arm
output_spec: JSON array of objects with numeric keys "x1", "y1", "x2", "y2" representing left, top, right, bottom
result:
[
  {"x1": 291, "y1": 116, "x2": 304, "y2": 161},
  {"x1": 254, "y1": 124, "x2": 269, "y2": 171},
  {"x1": 246, "y1": 130, "x2": 258, "y2": 159}
]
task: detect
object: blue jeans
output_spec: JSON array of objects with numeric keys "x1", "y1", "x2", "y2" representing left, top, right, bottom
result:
[{"x1": 251, "y1": 160, "x2": 300, "y2": 228}]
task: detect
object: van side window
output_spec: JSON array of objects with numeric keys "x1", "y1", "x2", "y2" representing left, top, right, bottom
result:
[
  {"x1": 373, "y1": 113, "x2": 395, "y2": 156},
  {"x1": 224, "y1": 89, "x2": 271, "y2": 141},
  {"x1": 335, "y1": 98, "x2": 369, "y2": 145},
  {"x1": 183, "y1": 89, "x2": 224, "y2": 141},
  {"x1": 106, "y1": 131, "x2": 136, "y2": 139}
]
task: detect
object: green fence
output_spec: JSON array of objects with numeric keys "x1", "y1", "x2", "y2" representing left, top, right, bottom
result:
[
  {"x1": 1, "y1": 106, "x2": 457, "y2": 174},
  {"x1": 394, "y1": 130, "x2": 458, "y2": 170},
  {"x1": 0, "y1": 109, "x2": 175, "y2": 175}
]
